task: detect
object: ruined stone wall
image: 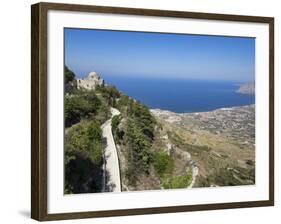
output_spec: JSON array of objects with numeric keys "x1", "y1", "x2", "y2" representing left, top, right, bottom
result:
[{"x1": 77, "y1": 72, "x2": 104, "y2": 90}]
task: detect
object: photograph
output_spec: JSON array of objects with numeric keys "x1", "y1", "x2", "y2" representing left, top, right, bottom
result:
[{"x1": 64, "y1": 28, "x2": 256, "y2": 194}]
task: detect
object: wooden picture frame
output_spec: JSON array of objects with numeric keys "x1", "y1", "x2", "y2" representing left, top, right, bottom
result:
[{"x1": 31, "y1": 2, "x2": 274, "y2": 221}]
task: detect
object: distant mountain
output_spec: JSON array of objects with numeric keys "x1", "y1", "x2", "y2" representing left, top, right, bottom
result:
[{"x1": 236, "y1": 82, "x2": 255, "y2": 94}]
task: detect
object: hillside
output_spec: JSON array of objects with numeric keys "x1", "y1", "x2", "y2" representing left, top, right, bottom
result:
[
  {"x1": 64, "y1": 67, "x2": 255, "y2": 194},
  {"x1": 64, "y1": 68, "x2": 195, "y2": 193},
  {"x1": 151, "y1": 105, "x2": 255, "y2": 187}
]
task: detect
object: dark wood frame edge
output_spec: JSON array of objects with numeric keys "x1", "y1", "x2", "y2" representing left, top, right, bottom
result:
[
  {"x1": 31, "y1": 2, "x2": 274, "y2": 221},
  {"x1": 31, "y1": 3, "x2": 48, "y2": 221}
]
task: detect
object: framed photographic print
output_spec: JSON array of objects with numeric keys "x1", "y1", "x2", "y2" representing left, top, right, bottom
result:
[{"x1": 31, "y1": 2, "x2": 274, "y2": 221}]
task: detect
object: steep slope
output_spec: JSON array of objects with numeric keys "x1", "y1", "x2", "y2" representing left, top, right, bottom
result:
[
  {"x1": 151, "y1": 106, "x2": 255, "y2": 187},
  {"x1": 64, "y1": 67, "x2": 254, "y2": 193}
]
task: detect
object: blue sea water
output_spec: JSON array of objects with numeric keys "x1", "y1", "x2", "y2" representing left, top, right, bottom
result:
[{"x1": 104, "y1": 76, "x2": 255, "y2": 113}]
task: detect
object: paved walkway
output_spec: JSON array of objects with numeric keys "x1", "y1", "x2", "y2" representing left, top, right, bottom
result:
[{"x1": 101, "y1": 108, "x2": 121, "y2": 192}]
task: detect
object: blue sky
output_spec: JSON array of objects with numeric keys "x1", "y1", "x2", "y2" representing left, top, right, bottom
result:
[{"x1": 64, "y1": 28, "x2": 255, "y2": 82}]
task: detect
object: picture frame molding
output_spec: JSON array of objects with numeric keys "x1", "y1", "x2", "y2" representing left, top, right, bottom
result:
[{"x1": 31, "y1": 2, "x2": 274, "y2": 221}]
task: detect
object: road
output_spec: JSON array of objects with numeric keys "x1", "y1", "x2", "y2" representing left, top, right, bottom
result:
[
  {"x1": 188, "y1": 165, "x2": 198, "y2": 188},
  {"x1": 101, "y1": 107, "x2": 121, "y2": 192}
]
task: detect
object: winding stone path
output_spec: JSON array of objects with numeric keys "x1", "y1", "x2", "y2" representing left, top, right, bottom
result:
[{"x1": 101, "y1": 108, "x2": 121, "y2": 192}]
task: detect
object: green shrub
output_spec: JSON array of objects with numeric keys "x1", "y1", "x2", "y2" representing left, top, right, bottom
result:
[
  {"x1": 118, "y1": 95, "x2": 157, "y2": 185},
  {"x1": 130, "y1": 102, "x2": 156, "y2": 141},
  {"x1": 64, "y1": 91, "x2": 102, "y2": 127},
  {"x1": 117, "y1": 95, "x2": 156, "y2": 142},
  {"x1": 125, "y1": 119, "x2": 152, "y2": 184},
  {"x1": 153, "y1": 151, "x2": 174, "y2": 177},
  {"x1": 64, "y1": 66, "x2": 77, "y2": 94},
  {"x1": 117, "y1": 95, "x2": 130, "y2": 110},
  {"x1": 163, "y1": 170, "x2": 192, "y2": 189},
  {"x1": 66, "y1": 121, "x2": 102, "y2": 165},
  {"x1": 64, "y1": 121, "x2": 103, "y2": 193},
  {"x1": 96, "y1": 85, "x2": 120, "y2": 106},
  {"x1": 112, "y1": 114, "x2": 121, "y2": 133},
  {"x1": 64, "y1": 66, "x2": 75, "y2": 84},
  {"x1": 93, "y1": 103, "x2": 110, "y2": 124}
]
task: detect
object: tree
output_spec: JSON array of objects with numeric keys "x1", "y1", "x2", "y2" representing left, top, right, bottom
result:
[
  {"x1": 64, "y1": 121, "x2": 103, "y2": 193},
  {"x1": 64, "y1": 66, "x2": 75, "y2": 84},
  {"x1": 125, "y1": 119, "x2": 152, "y2": 184},
  {"x1": 153, "y1": 151, "x2": 174, "y2": 177},
  {"x1": 64, "y1": 66, "x2": 77, "y2": 94},
  {"x1": 64, "y1": 92, "x2": 102, "y2": 127}
]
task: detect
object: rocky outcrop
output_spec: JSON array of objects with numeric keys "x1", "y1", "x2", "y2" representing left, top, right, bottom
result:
[
  {"x1": 236, "y1": 82, "x2": 255, "y2": 94},
  {"x1": 77, "y1": 71, "x2": 104, "y2": 90}
]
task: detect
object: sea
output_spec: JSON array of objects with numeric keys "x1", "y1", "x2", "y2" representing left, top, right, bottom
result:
[{"x1": 104, "y1": 76, "x2": 255, "y2": 113}]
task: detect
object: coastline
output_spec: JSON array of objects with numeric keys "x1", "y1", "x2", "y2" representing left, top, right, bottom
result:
[
  {"x1": 150, "y1": 104, "x2": 255, "y2": 116},
  {"x1": 150, "y1": 104, "x2": 255, "y2": 149},
  {"x1": 149, "y1": 102, "x2": 255, "y2": 188}
]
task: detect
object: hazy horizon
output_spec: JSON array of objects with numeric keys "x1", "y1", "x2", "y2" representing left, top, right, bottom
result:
[{"x1": 65, "y1": 28, "x2": 255, "y2": 82}]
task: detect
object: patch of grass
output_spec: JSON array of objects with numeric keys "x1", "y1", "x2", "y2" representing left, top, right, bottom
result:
[
  {"x1": 167, "y1": 131, "x2": 211, "y2": 154},
  {"x1": 153, "y1": 151, "x2": 174, "y2": 177},
  {"x1": 197, "y1": 165, "x2": 255, "y2": 187},
  {"x1": 163, "y1": 169, "x2": 193, "y2": 189}
]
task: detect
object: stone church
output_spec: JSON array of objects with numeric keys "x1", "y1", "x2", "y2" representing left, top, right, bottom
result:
[{"x1": 77, "y1": 72, "x2": 104, "y2": 90}]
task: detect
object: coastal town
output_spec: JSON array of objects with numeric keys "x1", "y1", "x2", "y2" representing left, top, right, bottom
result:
[{"x1": 151, "y1": 104, "x2": 255, "y2": 149}]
